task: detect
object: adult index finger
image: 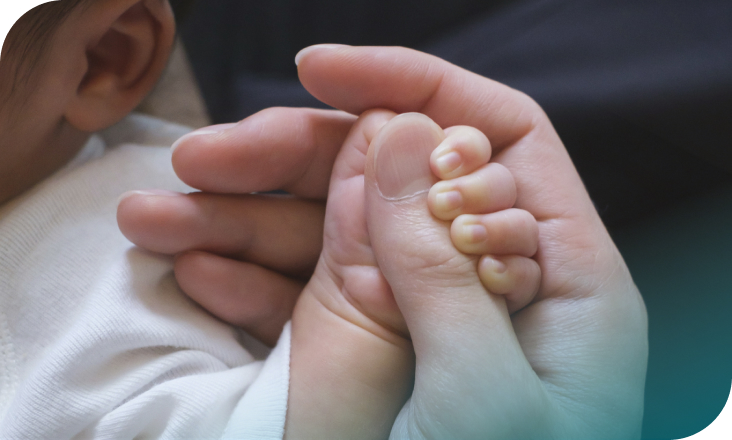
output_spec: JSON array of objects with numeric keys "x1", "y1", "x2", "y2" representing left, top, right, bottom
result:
[
  {"x1": 171, "y1": 107, "x2": 356, "y2": 199},
  {"x1": 297, "y1": 45, "x2": 598, "y2": 227},
  {"x1": 296, "y1": 45, "x2": 540, "y2": 150}
]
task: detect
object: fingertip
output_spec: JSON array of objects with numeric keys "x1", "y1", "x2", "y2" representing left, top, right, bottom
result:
[
  {"x1": 116, "y1": 190, "x2": 199, "y2": 254},
  {"x1": 478, "y1": 256, "x2": 511, "y2": 294},
  {"x1": 431, "y1": 126, "x2": 492, "y2": 180},
  {"x1": 117, "y1": 189, "x2": 180, "y2": 207},
  {"x1": 170, "y1": 124, "x2": 244, "y2": 191},
  {"x1": 451, "y1": 209, "x2": 538, "y2": 256},
  {"x1": 481, "y1": 256, "x2": 508, "y2": 275},
  {"x1": 451, "y1": 215, "x2": 488, "y2": 253},
  {"x1": 295, "y1": 44, "x2": 351, "y2": 67},
  {"x1": 172, "y1": 108, "x2": 355, "y2": 198},
  {"x1": 171, "y1": 124, "x2": 238, "y2": 155},
  {"x1": 358, "y1": 108, "x2": 399, "y2": 145},
  {"x1": 478, "y1": 255, "x2": 541, "y2": 314},
  {"x1": 428, "y1": 182, "x2": 464, "y2": 220},
  {"x1": 117, "y1": 189, "x2": 183, "y2": 245},
  {"x1": 430, "y1": 149, "x2": 463, "y2": 179}
]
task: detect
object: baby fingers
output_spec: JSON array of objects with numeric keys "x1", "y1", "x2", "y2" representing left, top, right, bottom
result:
[
  {"x1": 428, "y1": 163, "x2": 517, "y2": 220},
  {"x1": 451, "y1": 208, "x2": 539, "y2": 257},
  {"x1": 478, "y1": 255, "x2": 541, "y2": 314}
]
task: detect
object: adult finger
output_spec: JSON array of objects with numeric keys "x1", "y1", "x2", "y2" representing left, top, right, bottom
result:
[
  {"x1": 297, "y1": 45, "x2": 537, "y2": 149},
  {"x1": 175, "y1": 251, "x2": 303, "y2": 347},
  {"x1": 171, "y1": 107, "x2": 356, "y2": 199},
  {"x1": 296, "y1": 45, "x2": 611, "y2": 298},
  {"x1": 117, "y1": 190, "x2": 324, "y2": 278}
]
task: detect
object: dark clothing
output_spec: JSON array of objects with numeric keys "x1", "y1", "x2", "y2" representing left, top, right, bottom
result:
[{"x1": 179, "y1": 0, "x2": 732, "y2": 227}]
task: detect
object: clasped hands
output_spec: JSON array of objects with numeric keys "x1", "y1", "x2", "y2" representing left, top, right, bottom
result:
[{"x1": 118, "y1": 45, "x2": 648, "y2": 439}]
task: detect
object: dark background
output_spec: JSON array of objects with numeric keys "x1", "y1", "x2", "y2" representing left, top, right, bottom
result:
[{"x1": 176, "y1": 0, "x2": 732, "y2": 437}]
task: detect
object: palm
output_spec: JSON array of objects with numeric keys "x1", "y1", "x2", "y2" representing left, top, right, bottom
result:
[{"x1": 498, "y1": 130, "x2": 648, "y2": 436}]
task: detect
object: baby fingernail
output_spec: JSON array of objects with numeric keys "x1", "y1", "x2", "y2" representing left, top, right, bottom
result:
[
  {"x1": 434, "y1": 150, "x2": 462, "y2": 176},
  {"x1": 458, "y1": 220, "x2": 488, "y2": 243},
  {"x1": 483, "y1": 257, "x2": 507, "y2": 274},
  {"x1": 434, "y1": 189, "x2": 463, "y2": 212}
]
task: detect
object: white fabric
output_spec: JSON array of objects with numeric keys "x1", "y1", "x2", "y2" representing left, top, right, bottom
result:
[{"x1": 0, "y1": 114, "x2": 290, "y2": 439}]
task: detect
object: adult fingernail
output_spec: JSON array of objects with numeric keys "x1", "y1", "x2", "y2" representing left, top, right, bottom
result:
[
  {"x1": 171, "y1": 123, "x2": 237, "y2": 153},
  {"x1": 295, "y1": 44, "x2": 350, "y2": 66},
  {"x1": 117, "y1": 189, "x2": 180, "y2": 205}
]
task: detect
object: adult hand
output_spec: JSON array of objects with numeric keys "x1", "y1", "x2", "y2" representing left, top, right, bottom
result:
[
  {"x1": 295, "y1": 45, "x2": 648, "y2": 438},
  {"x1": 118, "y1": 108, "x2": 356, "y2": 345},
  {"x1": 119, "y1": 45, "x2": 648, "y2": 437}
]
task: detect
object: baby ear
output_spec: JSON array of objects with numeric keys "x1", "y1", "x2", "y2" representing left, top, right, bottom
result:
[{"x1": 64, "y1": 0, "x2": 175, "y2": 133}]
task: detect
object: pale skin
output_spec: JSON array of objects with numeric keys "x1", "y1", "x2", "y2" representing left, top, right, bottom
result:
[
  {"x1": 119, "y1": 46, "x2": 649, "y2": 438},
  {"x1": 0, "y1": 0, "x2": 647, "y2": 435},
  {"x1": 123, "y1": 108, "x2": 541, "y2": 439}
]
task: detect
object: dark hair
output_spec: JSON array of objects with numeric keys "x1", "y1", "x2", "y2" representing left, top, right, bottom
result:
[
  {"x1": 0, "y1": 0, "x2": 92, "y2": 111},
  {"x1": 1, "y1": 0, "x2": 194, "y2": 103},
  {"x1": 0, "y1": 0, "x2": 186, "y2": 117},
  {"x1": 2, "y1": 0, "x2": 91, "y2": 76}
]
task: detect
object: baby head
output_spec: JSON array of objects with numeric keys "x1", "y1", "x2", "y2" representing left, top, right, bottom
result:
[{"x1": 0, "y1": 0, "x2": 177, "y2": 205}]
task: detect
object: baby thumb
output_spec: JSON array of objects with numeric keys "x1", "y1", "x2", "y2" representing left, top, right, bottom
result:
[{"x1": 365, "y1": 113, "x2": 538, "y2": 439}]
